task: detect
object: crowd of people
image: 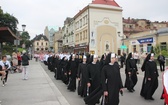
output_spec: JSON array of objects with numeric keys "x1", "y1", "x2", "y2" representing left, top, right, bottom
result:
[
  {"x1": 0, "y1": 50, "x2": 168, "y2": 105},
  {"x1": 0, "y1": 50, "x2": 30, "y2": 87},
  {"x1": 37, "y1": 51, "x2": 168, "y2": 105}
]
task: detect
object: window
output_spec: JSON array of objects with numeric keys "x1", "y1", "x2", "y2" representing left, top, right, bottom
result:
[
  {"x1": 147, "y1": 44, "x2": 152, "y2": 53},
  {"x1": 139, "y1": 45, "x2": 143, "y2": 53},
  {"x1": 80, "y1": 33, "x2": 82, "y2": 41},
  {"x1": 160, "y1": 42, "x2": 167, "y2": 50},
  {"x1": 80, "y1": 19, "x2": 82, "y2": 28},
  {"x1": 123, "y1": 25, "x2": 125, "y2": 28},
  {"x1": 83, "y1": 31, "x2": 85, "y2": 40},
  {"x1": 41, "y1": 42, "x2": 43, "y2": 46},
  {"x1": 133, "y1": 45, "x2": 136, "y2": 52},
  {"x1": 46, "y1": 43, "x2": 47, "y2": 46},
  {"x1": 130, "y1": 25, "x2": 132, "y2": 29},
  {"x1": 85, "y1": 30, "x2": 87, "y2": 39},
  {"x1": 37, "y1": 42, "x2": 39, "y2": 46},
  {"x1": 86, "y1": 15, "x2": 88, "y2": 24}
]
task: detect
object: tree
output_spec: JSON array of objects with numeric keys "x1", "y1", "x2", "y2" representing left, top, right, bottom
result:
[
  {"x1": 20, "y1": 31, "x2": 31, "y2": 48},
  {"x1": 0, "y1": 8, "x2": 19, "y2": 34}
]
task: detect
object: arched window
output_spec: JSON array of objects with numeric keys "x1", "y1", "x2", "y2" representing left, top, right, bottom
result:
[
  {"x1": 41, "y1": 42, "x2": 43, "y2": 46},
  {"x1": 36, "y1": 48, "x2": 39, "y2": 51},
  {"x1": 37, "y1": 42, "x2": 39, "y2": 46}
]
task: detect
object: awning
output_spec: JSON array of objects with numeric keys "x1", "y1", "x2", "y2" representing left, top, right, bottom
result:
[{"x1": 0, "y1": 27, "x2": 20, "y2": 43}]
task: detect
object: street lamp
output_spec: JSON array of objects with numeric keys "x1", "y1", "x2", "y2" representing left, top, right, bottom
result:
[
  {"x1": 22, "y1": 24, "x2": 26, "y2": 31},
  {"x1": 118, "y1": 31, "x2": 124, "y2": 45},
  {"x1": 118, "y1": 31, "x2": 126, "y2": 53}
]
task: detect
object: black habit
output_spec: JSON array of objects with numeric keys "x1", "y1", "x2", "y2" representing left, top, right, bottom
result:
[
  {"x1": 102, "y1": 63, "x2": 123, "y2": 105},
  {"x1": 77, "y1": 62, "x2": 88, "y2": 97},
  {"x1": 142, "y1": 60, "x2": 159, "y2": 99},
  {"x1": 67, "y1": 59, "x2": 78, "y2": 91}
]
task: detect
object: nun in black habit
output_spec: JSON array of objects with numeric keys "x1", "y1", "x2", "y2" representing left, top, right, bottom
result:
[
  {"x1": 125, "y1": 53, "x2": 138, "y2": 92},
  {"x1": 85, "y1": 54, "x2": 101, "y2": 105},
  {"x1": 54, "y1": 55, "x2": 60, "y2": 79},
  {"x1": 67, "y1": 54, "x2": 78, "y2": 91},
  {"x1": 100, "y1": 54, "x2": 106, "y2": 71},
  {"x1": 140, "y1": 53, "x2": 159, "y2": 100},
  {"x1": 55, "y1": 56, "x2": 66, "y2": 80},
  {"x1": 61, "y1": 57, "x2": 69, "y2": 84},
  {"x1": 77, "y1": 55, "x2": 88, "y2": 97},
  {"x1": 101, "y1": 53, "x2": 123, "y2": 105}
]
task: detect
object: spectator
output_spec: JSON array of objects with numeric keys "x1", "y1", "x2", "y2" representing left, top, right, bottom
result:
[
  {"x1": 0, "y1": 63, "x2": 6, "y2": 87},
  {"x1": 0, "y1": 55, "x2": 11, "y2": 86},
  {"x1": 120, "y1": 53, "x2": 125, "y2": 68},
  {"x1": 17, "y1": 52, "x2": 22, "y2": 73},
  {"x1": 12, "y1": 52, "x2": 18, "y2": 72},
  {"x1": 21, "y1": 50, "x2": 30, "y2": 80},
  {"x1": 157, "y1": 52, "x2": 165, "y2": 72},
  {"x1": 134, "y1": 51, "x2": 140, "y2": 64}
]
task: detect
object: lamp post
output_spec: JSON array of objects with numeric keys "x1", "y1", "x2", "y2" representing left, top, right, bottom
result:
[
  {"x1": 118, "y1": 31, "x2": 125, "y2": 52},
  {"x1": 15, "y1": 24, "x2": 26, "y2": 52},
  {"x1": 22, "y1": 24, "x2": 26, "y2": 32},
  {"x1": 30, "y1": 44, "x2": 32, "y2": 60}
]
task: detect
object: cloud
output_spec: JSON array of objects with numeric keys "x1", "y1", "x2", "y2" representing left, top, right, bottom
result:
[{"x1": 1, "y1": 0, "x2": 168, "y2": 39}]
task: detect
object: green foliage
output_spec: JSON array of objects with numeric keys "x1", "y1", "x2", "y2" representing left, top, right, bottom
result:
[
  {"x1": 161, "y1": 50, "x2": 168, "y2": 57},
  {"x1": 150, "y1": 46, "x2": 154, "y2": 53},
  {"x1": 2, "y1": 43, "x2": 15, "y2": 55},
  {"x1": 0, "y1": 11, "x2": 19, "y2": 34},
  {"x1": 19, "y1": 32, "x2": 31, "y2": 48},
  {"x1": 17, "y1": 48, "x2": 25, "y2": 52},
  {"x1": 154, "y1": 44, "x2": 168, "y2": 57}
]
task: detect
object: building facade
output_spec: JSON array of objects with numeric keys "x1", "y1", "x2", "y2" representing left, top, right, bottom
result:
[
  {"x1": 62, "y1": 0, "x2": 123, "y2": 55},
  {"x1": 62, "y1": 17, "x2": 75, "y2": 53},
  {"x1": 124, "y1": 28, "x2": 168, "y2": 53},
  {"x1": 44, "y1": 26, "x2": 58, "y2": 52},
  {"x1": 54, "y1": 28, "x2": 63, "y2": 53},
  {"x1": 32, "y1": 34, "x2": 49, "y2": 53}
]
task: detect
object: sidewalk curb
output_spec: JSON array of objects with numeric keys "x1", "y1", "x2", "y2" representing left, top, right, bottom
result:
[{"x1": 39, "y1": 62, "x2": 70, "y2": 105}]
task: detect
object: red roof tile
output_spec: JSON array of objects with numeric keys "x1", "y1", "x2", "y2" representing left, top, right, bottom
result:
[{"x1": 92, "y1": 0, "x2": 120, "y2": 7}]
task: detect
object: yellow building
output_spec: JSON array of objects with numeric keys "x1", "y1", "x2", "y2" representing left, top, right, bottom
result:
[
  {"x1": 32, "y1": 34, "x2": 49, "y2": 52},
  {"x1": 54, "y1": 28, "x2": 63, "y2": 53},
  {"x1": 62, "y1": 0, "x2": 123, "y2": 56},
  {"x1": 124, "y1": 28, "x2": 168, "y2": 53}
]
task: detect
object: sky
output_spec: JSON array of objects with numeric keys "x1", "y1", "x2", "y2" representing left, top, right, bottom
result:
[{"x1": 1, "y1": 0, "x2": 168, "y2": 39}]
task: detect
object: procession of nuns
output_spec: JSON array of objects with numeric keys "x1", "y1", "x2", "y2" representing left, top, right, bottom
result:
[{"x1": 44, "y1": 52, "x2": 163, "y2": 105}]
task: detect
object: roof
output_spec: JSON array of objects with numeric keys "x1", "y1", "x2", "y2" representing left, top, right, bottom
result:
[
  {"x1": 32, "y1": 34, "x2": 49, "y2": 42},
  {"x1": 0, "y1": 27, "x2": 20, "y2": 43},
  {"x1": 92, "y1": 0, "x2": 120, "y2": 7},
  {"x1": 157, "y1": 27, "x2": 168, "y2": 34}
]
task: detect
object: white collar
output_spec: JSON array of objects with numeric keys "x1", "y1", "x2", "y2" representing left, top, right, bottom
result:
[
  {"x1": 109, "y1": 63, "x2": 114, "y2": 65},
  {"x1": 92, "y1": 62, "x2": 96, "y2": 64}
]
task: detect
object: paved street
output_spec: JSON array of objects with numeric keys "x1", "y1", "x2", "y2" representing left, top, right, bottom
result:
[
  {"x1": 41, "y1": 62, "x2": 165, "y2": 105},
  {"x1": 0, "y1": 60, "x2": 69, "y2": 105},
  {"x1": 0, "y1": 60, "x2": 165, "y2": 105}
]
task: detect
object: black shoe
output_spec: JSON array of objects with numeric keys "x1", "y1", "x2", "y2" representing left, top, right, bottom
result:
[
  {"x1": 129, "y1": 90, "x2": 134, "y2": 92},
  {"x1": 150, "y1": 97, "x2": 154, "y2": 100}
]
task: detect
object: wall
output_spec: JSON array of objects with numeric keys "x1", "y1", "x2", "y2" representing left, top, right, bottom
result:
[{"x1": 89, "y1": 4, "x2": 123, "y2": 55}]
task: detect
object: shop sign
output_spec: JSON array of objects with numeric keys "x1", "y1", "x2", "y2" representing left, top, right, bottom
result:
[{"x1": 137, "y1": 37, "x2": 153, "y2": 44}]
